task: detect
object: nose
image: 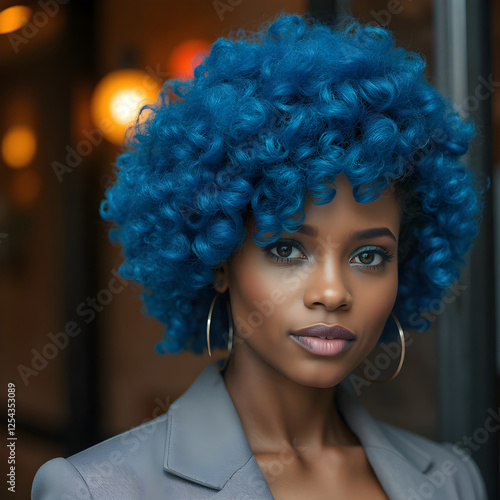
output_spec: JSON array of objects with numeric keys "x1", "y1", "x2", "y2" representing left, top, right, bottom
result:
[{"x1": 303, "y1": 253, "x2": 353, "y2": 311}]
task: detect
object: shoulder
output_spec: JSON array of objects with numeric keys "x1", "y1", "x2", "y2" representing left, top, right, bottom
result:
[
  {"x1": 31, "y1": 457, "x2": 91, "y2": 500},
  {"x1": 377, "y1": 420, "x2": 487, "y2": 500},
  {"x1": 32, "y1": 413, "x2": 169, "y2": 500}
]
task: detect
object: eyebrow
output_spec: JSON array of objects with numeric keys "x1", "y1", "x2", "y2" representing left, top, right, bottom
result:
[
  {"x1": 351, "y1": 227, "x2": 397, "y2": 242},
  {"x1": 296, "y1": 224, "x2": 397, "y2": 242}
]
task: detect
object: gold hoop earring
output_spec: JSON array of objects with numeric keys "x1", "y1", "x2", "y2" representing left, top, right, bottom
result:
[
  {"x1": 206, "y1": 293, "x2": 234, "y2": 372},
  {"x1": 357, "y1": 312, "x2": 406, "y2": 384}
]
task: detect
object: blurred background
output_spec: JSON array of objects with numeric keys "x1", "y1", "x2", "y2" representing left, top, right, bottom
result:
[{"x1": 0, "y1": 0, "x2": 498, "y2": 498}]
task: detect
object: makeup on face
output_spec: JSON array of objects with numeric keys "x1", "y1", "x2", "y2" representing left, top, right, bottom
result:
[
  {"x1": 289, "y1": 323, "x2": 356, "y2": 357},
  {"x1": 217, "y1": 173, "x2": 401, "y2": 387}
]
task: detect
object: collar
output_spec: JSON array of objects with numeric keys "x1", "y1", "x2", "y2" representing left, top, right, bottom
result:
[
  {"x1": 163, "y1": 363, "x2": 254, "y2": 489},
  {"x1": 163, "y1": 363, "x2": 433, "y2": 492},
  {"x1": 335, "y1": 385, "x2": 433, "y2": 474}
]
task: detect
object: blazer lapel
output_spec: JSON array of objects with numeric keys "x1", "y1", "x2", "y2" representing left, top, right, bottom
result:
[
  {"x1": 163, "y1": 364, "x2": 441, "y2": 500},
  {"x1": 163, "y1": 363, "x2": 274, "y2": 498},
  {"x1": 335, "y1": 384, "x2": 442, "y2": 499}
]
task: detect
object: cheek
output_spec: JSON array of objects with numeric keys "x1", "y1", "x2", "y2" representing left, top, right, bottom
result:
[
  {"x1": 357, "y1": 269, "x2": 399, "y2": 329},
  {"x1": 228, "y1": 258, "x2": 286, "y2": 333}
]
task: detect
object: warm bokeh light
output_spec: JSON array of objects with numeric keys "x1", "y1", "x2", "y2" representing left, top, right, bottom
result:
[
  {"x1": 1, "y1": 125, "x2": 36, "y2": 169},
  {"x1": 91, "y1": 69, "x2": 160, "y2": 145},
  {"x1": 168, "y1": 39, "x2": 211, "y2": 80},
  {"x1": 0, "y1": 5, "x2": 32, "y2": 34},
  {"x1": 9, "y1": 169, "x2": 41, "y2": 207}
]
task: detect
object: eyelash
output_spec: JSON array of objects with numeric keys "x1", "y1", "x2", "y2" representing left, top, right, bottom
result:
[{"x1": 263, "y1": 239, "x2": 395, "y2": 270}]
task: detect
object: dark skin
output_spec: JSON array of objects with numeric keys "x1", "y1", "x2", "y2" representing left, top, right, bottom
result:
[{"x1": 213, "y1": 174, "x2": 400, "y2": 499}]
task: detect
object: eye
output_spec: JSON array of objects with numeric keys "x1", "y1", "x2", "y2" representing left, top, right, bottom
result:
[
  {"x1": 264, "y1": 239, "x2": 307, "y2": 264},
  {"x1": 350, "y1": 246, "x2": 394, "y2": 270}
]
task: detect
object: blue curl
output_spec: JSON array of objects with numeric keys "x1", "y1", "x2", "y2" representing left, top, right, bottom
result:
[{"x1": 100, "y1": 12, "x2": 488, "y2": 353}]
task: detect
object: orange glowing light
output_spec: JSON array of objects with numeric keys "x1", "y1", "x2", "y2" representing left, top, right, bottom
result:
[
  {"x1": 1, "y1": 125, "x2": 36, "y2": 169},
  {"x1": 91, "y1": 69, "x2": 160, "y2": 145},
  {"x1": 0, "y1": 5, "x2": 32, "y2": 34},
  {"x1": 168, "y1": 39, "x2": 211, "y2": 80}
]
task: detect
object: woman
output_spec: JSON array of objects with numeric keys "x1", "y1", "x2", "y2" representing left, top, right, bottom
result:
[{"x1": 32, "y1": 12, "x2": 488, "y2": 500}]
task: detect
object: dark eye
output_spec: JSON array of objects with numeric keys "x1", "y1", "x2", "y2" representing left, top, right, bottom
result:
[
  {"x1": 274, "y1": 243, "x2": 294, "y2": 258},
  {"x1": 356, "y1": 251, "x2": 380, "y2": 265},
  {"x1": 350, "y1": 246, "x2": 394, "y2": 269},
  {"x1": 264, "y1": 239, "x2": 307, "y2": 263}
]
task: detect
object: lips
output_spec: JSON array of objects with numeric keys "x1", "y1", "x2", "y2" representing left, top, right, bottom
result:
[
  {"x1": 289, "y1": 324, "x2": 355, "y2": 357},
  {"x1": 290, "y1": 324, "x2": 355, "y2": 340}
]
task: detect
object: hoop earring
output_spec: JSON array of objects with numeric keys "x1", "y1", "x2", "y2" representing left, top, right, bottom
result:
[
  {"x1": 357, "y1": 312, "x2": 406, "y2": 384},
  {"x1": 206, "y1": 293, "x2": 234, "y2": 372}
]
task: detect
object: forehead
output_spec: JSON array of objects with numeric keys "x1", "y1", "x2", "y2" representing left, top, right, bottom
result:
[
  {"x1": 244, "y1": 173, "x2": 401, "y2": 244},
  {"x1": 301, "y1": 174, "x2": 401, "y2": 236}
]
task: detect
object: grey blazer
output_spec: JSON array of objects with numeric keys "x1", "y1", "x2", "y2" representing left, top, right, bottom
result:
[{"x1": 32, "y1": 363, "x2": 487, "y2": 500}]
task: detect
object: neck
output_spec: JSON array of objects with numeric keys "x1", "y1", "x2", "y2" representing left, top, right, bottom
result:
[{"x1": 222, "y1": 342, "x2": 358, "y2": 458}]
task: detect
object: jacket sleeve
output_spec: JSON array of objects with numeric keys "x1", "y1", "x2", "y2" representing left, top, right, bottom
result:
[
  {"x1": 442, "y1": 443, "x2": 488, "y2": 500},
  {"x1": 31, "y1": 457, "x2": 94, "y2": 500}
]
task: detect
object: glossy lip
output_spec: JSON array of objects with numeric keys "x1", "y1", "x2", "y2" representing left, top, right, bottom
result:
[
  {"x1": 289, "y1": 324, "x2": 355, "y2": 357},
  {"x1": 290, "y1": 323, "x2": 356, "y2": 340}
]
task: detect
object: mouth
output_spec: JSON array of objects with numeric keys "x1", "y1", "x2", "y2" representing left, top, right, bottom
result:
[{"x1": 289, "y1": 324, "x2": 355, "y2": 357}]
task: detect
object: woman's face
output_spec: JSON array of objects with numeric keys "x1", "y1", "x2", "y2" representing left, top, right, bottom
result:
[{"x1": 214, "y1": 173, "x2": 401, "y2": 388}]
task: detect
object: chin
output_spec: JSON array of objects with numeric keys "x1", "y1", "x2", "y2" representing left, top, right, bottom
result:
[{"x1": 279, "y1": 364, "x2": 348, "y2": 389}]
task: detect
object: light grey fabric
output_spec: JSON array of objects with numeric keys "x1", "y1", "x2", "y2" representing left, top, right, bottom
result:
[{"x1": 32, "y1": 363, "x2": 487, "y2": 499}]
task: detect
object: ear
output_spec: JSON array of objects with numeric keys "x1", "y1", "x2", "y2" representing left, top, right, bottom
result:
[{"x1": 212, "y1": 263, "x2": 229, "y2": 293}]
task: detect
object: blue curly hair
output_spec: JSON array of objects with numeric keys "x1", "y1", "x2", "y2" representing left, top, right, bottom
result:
[{"x1": 100, "y1": 12, "x2": 488, "y2": 354}]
